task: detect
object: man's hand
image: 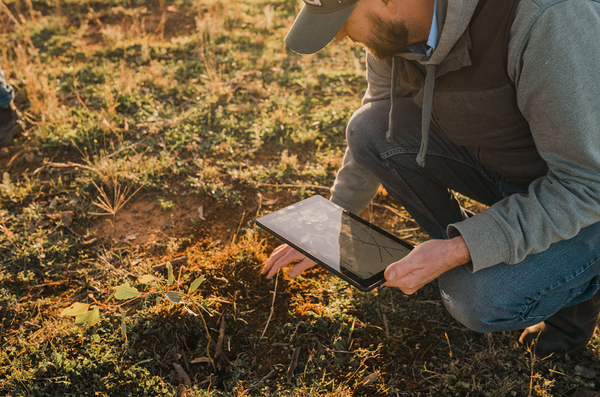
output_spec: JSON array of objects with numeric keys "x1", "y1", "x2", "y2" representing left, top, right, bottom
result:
[
  {"x1": 383, "y1": 236, "x2": 471, "y2": 294},
  {"x1": 261, "y1": 244, "x2": 317, "y2": 279}
]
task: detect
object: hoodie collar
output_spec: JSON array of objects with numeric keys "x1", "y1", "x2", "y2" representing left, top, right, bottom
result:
[{"x1": 406, "y1": 0, "x2": 439, "y2": 57}]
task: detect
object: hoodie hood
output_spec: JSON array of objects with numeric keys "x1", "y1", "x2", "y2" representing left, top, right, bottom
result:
[{"x1": 428, "y1": 0, "x2": 480, "y2": 66}]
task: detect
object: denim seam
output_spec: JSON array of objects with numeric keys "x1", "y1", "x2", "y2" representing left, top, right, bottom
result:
[
  {"x1": 518, "y1": 255, "x2": 600, "y2": 321},
  {"x1": 380, "y1": 147, "x2": 501, "y2": 191}
]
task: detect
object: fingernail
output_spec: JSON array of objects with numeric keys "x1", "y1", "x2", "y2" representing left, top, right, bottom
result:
[{"x1": 387, "y1": 269, "x2": 396, "y2": 281}]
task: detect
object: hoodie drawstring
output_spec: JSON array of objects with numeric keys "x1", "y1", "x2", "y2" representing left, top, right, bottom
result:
[
  {"x1": 386, "y1": 55, "x2": 401, "y2": 142},
  {"x1": 386, "y1": 57, "x2": 438, "y2": 168},
  {"x1": 416, "y1": 63, "x2": 437, "y2": 167}
]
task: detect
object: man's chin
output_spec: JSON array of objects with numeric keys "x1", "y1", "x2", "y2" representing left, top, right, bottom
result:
[{"x1": 366, "y1": 47, "x2": 399, "y2": 60}]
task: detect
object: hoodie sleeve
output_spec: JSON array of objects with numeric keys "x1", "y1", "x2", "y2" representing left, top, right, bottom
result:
[
  {"x1": 330, "y1": 146, "x2": 381, "y2": 214},
  {"x1": 329, "y1": 53, "x2": 410, "y2": 213},
  {"x1": 448, "y1": 0, "x2": 600, "y2": 272}
]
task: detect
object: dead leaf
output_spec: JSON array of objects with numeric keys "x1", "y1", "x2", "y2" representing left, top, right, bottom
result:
[
  {"x1": 286, "y1": 346, "x2": 301, "y2": 384},
  {"x1": 361, "y1": 372, "x2": 379, "y2": 386},
  {"x1": 575, "y1": 364, "x2": 596, "y2": 379},
  {"x1": 61, "y1": 211, "x2": 74, "y2": 227},
  {"x1": 257, "y1": 193, "x2": 277, "y2": 206},
  {"x1": 172, "y1": 362, "x2": 191, "y2": 386},
  {"x1": 198, "y1": 205, "x2": 206, "y2": 220},
  {"x1": 124, "y1": 233, "x2": 138, "y2": 241}
]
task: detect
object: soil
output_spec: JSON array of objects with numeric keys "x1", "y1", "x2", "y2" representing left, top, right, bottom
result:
[{"x1": 90, "y1": 187, "x2": 305, "y2": 249}]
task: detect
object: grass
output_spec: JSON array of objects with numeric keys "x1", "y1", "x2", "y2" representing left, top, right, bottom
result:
[{"x1": 1, "y1": 0, "x2": 599, "y2": 395}]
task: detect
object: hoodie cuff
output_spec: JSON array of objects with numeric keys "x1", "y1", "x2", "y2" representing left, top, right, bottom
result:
[
  {"x1": 329, "y1": 194, "x2": 367, "y2": 216},
  {"x1": 447, "y1": 212, "x2": 512, "y2": 273}
]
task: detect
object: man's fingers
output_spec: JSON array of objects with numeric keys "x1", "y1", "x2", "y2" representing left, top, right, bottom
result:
[
  {"x1": 262, "y1": 244, "x2": 293, "y2": 274},
  {"x1": 288, "y1": 257, "x2": 317, "y2": 278},
  {"x1": 265, "y1": 247, "x2": 306, "y2": 279},
  {"x1": 271, "y1": 243, "x2": 290, "y2": 256},
  {"x1": 383, "y1": 256, "x2": 424, "y2": 294},
  {"x1": 382, "y1": 277, "x2": 419, "y2": 295},
  {"x1": 384, "y1": 260, "x2": 412, "y2": 283}
]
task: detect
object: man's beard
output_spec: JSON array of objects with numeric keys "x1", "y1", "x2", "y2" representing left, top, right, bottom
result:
[{"x1": 364, "y1": 13, "x2": 410, "y2": 60}]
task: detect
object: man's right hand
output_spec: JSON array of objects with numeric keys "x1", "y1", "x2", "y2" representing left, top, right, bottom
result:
[{"x1": 261, "y1": 244, "x2": 317, "y2": 279}]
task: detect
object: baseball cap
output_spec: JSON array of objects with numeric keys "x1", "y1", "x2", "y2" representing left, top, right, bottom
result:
[{"x1": 285, "y1": 0, "x2": 360, "y2": 54}]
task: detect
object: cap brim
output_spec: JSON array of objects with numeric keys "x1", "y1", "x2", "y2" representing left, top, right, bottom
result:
[{"x1": 285, "y1": 4, "x2": 356, "y2": 55}]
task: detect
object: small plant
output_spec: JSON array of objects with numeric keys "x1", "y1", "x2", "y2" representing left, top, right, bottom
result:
[
  {"x1": 61, "y1": 264, "x2": 216, "y2": 363},
  {"x1": 61, "y1": 264, "x2": 207, "y2": 327},
  {"x1": 0, "y1": 172, "x2": 39, "y2": 204},
  {"x1": 158, "y1": 197, "x2": 174, "y2": 211},
  {"x1": 89, "y1": 177, "x2": 142, "y2": 216}
]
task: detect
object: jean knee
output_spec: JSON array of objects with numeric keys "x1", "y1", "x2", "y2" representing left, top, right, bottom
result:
[
  {"x1": 346, "y1": 102, "x2": 390, "y2": 160},
  {"x1": 438, "y1": 268, "x2": 508, "y2": 333}
]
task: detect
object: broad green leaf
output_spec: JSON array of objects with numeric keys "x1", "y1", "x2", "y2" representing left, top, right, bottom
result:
[
  {"x1": 115, "y1": 284, "x2": 141, "y2": 300},
  {"x1": 188, "y1": 275, "x2": 205, "y2": 295},
  {"x1": 87, "y1": 307, "x2": 100, "y2": 325},
  {"x1": 61, "y1": 302, "x2": 91, "y2": 316},
  {"x1": 75, "y1": 307, "x2": 100, "y2": 326},
  {"x1": 167, "y1": 263, "x2": 174, "y2": 286},
  {"x1": 138, "y1": 275, "x2": 156, "y2": 284},
  {"x1": 165, "y1": 291, "x2": 182, "y2": 303}
]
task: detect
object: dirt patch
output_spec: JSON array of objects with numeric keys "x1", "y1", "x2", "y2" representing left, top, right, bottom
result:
[
  {"x1": 90, "y1": 188, "x2": 279, "y2": 247},
  {"x1": 92, "y1": 193, "x2": 203, "y2": 245}
]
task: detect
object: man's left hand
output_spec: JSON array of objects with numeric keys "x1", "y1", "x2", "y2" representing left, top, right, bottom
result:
[{"x1": 383, "y1": 236, "x2": 471, "y2": 294}]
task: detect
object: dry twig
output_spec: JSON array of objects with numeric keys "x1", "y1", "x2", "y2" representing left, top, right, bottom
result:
[
  {"x1": 257, "y1": 182, "x2": 331, "y2": 191},
  {"x1": 214, "y1": 315, "x2": 230, "y2": 364},
  {"x1": 254, "y1": 370, "x2": 278, "y2": 388},
  {"x1": 382, "y1": 312, "x2": 390, "y2": 338},
  {"x1": 260, "y1": 270, "x2": 279, "y2": 340},
  {"x1": 153, "y1": 256, "x2": 188, "y2": 271},
  {"x1": 33, "y1": 161, "x2": 95, "y2": 175}
]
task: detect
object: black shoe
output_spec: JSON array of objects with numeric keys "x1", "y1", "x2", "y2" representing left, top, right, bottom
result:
[
  {"x1": 0, "y1": 101, "x2": 24, "y2": 148},
  {"x1": 519, "y1": 289, "x2": 600, "y2": 359}
]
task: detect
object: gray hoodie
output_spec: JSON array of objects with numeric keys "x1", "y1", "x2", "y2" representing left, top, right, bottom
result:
[{"x1": 330, "y1": 0, "x2": 600, "y2": 272}]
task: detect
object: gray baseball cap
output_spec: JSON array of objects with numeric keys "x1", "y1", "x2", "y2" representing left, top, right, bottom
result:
[{"x1": 285, "y1": 0, "x2": 359, "y2": 54}]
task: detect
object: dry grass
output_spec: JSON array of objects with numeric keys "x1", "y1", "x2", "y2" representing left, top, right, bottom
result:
[{"x1": 0, "y1": 0, "x2": 598, "y2": 396}]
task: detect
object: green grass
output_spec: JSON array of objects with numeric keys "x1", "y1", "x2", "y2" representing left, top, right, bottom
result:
[{"x1": 1, "y1": 0, "x2": 599, "y2": 395}]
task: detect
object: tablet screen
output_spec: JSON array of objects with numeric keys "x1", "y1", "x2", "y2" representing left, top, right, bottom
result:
[{"x1": 256, "y1": 196, "x2": 412, "y2": 289}]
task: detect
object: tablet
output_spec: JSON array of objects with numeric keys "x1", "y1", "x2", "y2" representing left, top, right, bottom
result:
[{"x1": 256, "y1": 195, "x2": 413, "y2": 291}]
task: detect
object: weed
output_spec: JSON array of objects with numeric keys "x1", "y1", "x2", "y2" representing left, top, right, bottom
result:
[{"x1": 158, "y1": 197, "x2": 174, "y2": 211}]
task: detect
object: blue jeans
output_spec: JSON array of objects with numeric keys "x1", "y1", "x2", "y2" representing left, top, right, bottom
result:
[
  {"x1": 0, "y1": 63, "x2": 14, "y2": 108},
  {"x1": 347, "y1": 98, "x2": 600, "y2": 332}
]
